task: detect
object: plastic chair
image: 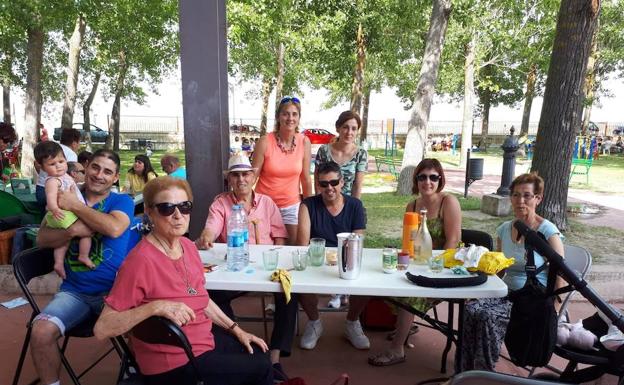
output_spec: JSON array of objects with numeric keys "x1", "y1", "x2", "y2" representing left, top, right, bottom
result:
[
  {"x1": 461, "y1": 229, "x2": 494, "y2": 250},
  {"x1": 130, "y1": 316, "x2": 204, "y2": 385},
  {"x1": 12, "y1": 247, "x2": 121, "y2": 385}
]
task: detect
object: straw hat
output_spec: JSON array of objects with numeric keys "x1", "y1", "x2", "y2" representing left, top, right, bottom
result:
[{"x1": 223, "y1": 153, "x2": 257, "y2": 176}]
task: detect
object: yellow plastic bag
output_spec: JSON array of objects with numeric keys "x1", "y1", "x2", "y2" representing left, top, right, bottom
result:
[{"x1": 442, "y1": 249, "x2": 514, "y2": 275}]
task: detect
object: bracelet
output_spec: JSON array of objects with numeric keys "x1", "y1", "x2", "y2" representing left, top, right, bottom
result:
[{"x1": 227, "y1": 322, "x2": 239, "y2": 332}]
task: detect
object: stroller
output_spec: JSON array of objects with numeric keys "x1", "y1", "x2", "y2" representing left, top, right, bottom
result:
[{"x1": 514, "y1": 221, "x2": 624, "y2": 385}]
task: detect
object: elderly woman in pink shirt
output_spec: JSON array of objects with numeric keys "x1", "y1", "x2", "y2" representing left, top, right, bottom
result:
[{"x1": 196, "y1": 154, "x2": 297, "y2": 380}]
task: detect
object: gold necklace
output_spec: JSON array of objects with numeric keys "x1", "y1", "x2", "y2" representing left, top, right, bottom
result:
[{"x1": 152, "y1": 234, "x2": 198, "y2": 295}]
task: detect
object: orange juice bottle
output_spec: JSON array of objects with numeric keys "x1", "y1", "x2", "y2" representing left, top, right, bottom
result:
[{"x1": 401, "y1": 212, "x2": 419, "y2": 257}]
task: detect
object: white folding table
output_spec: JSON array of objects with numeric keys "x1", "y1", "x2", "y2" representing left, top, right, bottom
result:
[{"x1": 200, "y1": 244, "x2": 508, "y2": 373}]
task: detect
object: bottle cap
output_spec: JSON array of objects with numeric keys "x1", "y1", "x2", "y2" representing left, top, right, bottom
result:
[{"x1": 403, "y1": 212, "x2": 419, "y2": 225}]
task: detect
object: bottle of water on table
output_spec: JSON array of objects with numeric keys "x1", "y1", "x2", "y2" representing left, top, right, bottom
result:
[
  {"x1": 227, "y1": 205, "x2": 246, "y2": 271},
  {"x1": 238, "y1": 205, "x2": 250, "y2": 265}
]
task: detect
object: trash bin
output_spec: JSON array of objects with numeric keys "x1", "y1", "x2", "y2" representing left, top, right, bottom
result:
[
  {"x1": 468, "y1": 158, "x2": 484, "y2": 181},
  {"x1": 130, "y1": 139, "x2": 139, "y2": 151}
]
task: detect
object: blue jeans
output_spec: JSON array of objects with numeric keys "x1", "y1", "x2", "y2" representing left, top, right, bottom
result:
[{"x1": 35, "y1": 290, "x2": 105, "y2": 336}]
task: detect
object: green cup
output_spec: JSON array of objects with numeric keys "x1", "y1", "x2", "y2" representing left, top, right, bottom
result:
[{"x1": 308, "y1": 238, "x2": 326, "y2": 267}]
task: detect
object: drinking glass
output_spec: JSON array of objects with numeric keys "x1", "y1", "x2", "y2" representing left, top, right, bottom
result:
[
  {"x1": 262, "y1": 249, "x2": 279, "y2": 271},
  {"x1": 428, "y1": 254, "x2": 444, "y2": 273},
  {"x1": 308, "y1": 238, "x2": 326, "y2": 267},
  {"x1": 292, "y1": 250, "x2": 308, "y2": 271}
]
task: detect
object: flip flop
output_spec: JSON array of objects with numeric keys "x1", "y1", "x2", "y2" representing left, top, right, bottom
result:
[{"x1": 368, "y1": 351, "x2": 407, "y2": 367}]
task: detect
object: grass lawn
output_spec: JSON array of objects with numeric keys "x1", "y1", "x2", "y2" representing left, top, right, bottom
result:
[
  {"x1": 369, "y1": 147, "x2": 624, "y2": 194},
  {"x1": 113, "y1": 148, "x2": 622, "y2": 264},
  {"x1": 361, "y1": 191, "x2": 481, "y2": 248}
]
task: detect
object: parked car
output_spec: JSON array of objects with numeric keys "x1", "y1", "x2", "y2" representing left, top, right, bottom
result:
[
  {"x1": 53, "y1": 123, "x2": 109, "y2": 143},
  {"x1": 612, "y1": 126, "x2": 624, "y2": 136},
  {"x1": 230, "y1": 124, "x2": 261, "y2": 134},
  {"x1": 302, "y1": 128, "x2": 335, "y2": 144}
]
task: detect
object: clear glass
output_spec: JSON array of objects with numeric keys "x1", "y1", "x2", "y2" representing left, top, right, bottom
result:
[
  {"x1": 262, "y1": 249, "x2": 279, "y2": 271},
  {"x1": 292, "y1": 249, "x2": 308, "y2": 271},
  {"x1": 382, "y1": 247, "x2": 398, "y2": 273},
  {"x1": 325, "y1": 249, "x2": 337, "y2": 266},
  {"x1": 428, "y1": 254, "x2": 444, "y2": 273},
  {"x1": 308, "y1": 238, "x2": 326, "y2": 266}
]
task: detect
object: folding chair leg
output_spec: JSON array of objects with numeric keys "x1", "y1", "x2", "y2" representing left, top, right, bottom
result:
[
  {"x1": 12, "y1": 324, "x2": 33, "y2": 385},
  {"x1": 440, "y1": 302, "x2": 454, "y2": 374},
  {"x1": 261, "y1": 296, "x2": 269, "y2": 341}
]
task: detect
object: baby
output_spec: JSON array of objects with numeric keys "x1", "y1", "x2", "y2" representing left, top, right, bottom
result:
[{"x1": 34, "y1": 141, "x2": 93, "y2": 278}]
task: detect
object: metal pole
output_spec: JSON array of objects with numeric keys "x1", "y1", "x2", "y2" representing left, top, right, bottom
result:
[
  {"x1": 464, "y1": 149, "x2": 471, "y2": 198},
  {"x1": 179, "y1": 0, "x2": 230, "y2": 238}
]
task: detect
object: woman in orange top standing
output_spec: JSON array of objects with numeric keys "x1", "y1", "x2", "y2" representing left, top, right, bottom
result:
[{"x1": 253, "y1": 97, "x2": 313, "y2": 244}]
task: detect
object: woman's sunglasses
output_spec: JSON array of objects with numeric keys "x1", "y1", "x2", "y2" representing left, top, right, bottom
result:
[
  {"x1": 279, "y1": 96, "x2": 300, "y2": 105},
  {"x1": 319, "y1": 179, "x2": 340, "y2": 188},
  {"x1": 416, "y1": 174, "x2": 441, "y2": 182},
  {"x1": 153, "y1": 201, "x2": 193, "y2": 216}
]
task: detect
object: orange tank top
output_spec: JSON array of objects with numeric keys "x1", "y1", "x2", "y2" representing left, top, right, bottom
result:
[{"x1": 255, "y1": 132, "x2": 305, "y2": 208}]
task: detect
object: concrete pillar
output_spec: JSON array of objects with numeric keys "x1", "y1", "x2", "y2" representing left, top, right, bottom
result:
[{"x1": 179, "y1": 0, "x2": 230, "y2": 238}]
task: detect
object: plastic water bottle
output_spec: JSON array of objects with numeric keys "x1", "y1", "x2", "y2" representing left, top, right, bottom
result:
[
  {"x1": 239, "y1": 206, "x2": 250, "y2": 265},
  {"x1": 227, "y1": 205, "x2": 245, "y2": 271}
]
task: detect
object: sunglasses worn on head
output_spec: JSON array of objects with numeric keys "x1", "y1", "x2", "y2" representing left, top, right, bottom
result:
[
  {"x1": 280, "y1": 96, "x2": 300, "y2": 105},
  {"x1": 417, "y1": 174, "x2": 441, "y2": 182},
  {"x1": 153, "y1": 201, "x2": 193, "y2": 216},
  {"x1": 319, "y1": 179, "x2": 340, "y2": 188}
]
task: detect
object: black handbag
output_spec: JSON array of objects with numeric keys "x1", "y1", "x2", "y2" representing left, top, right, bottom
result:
[{"x1": 504, "y1": 233, "x2": 560, "y2": 367}]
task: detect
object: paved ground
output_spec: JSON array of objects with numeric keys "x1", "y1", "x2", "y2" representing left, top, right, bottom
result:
[{"x1": 1, "y1": 293, "x2": 620, "y2": 385}]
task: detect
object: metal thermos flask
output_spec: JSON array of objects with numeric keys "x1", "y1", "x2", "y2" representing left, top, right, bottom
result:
[{"x1": 336, "y1": 232, "x2": 364, "y2": 280}]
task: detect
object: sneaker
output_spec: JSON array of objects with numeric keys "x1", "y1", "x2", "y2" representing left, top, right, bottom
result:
[
  {"x1": 300, "y1": 319, "x2": 323, "y2": 350},
  {"x1": 327, "y1": 294, "x2": 341, "y2": 309},
  {"x1": 345, "y1": 320, "x2": 370, "y2": 349}
]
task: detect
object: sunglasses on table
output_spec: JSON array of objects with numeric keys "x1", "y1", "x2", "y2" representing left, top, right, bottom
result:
[
  {"x1": 279, "y1": 96, "x2": 300, "y2": 105},
  {"x1": 319, "y1": 179, "x2": 341, "y2": 188},
  {"x1": 416, "y1": 174, "x2": 441, "y2": 182},
  {"x1": 153, "y1": 201, "x2": 193, "y2": 216}
]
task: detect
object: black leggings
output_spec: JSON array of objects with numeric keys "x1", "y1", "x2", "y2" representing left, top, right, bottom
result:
[
  {"x1": 210, "y1": 290, "x2": 298, "y2": 356},
  {"x1": 144, "y1": 326, "x2": 273, "y2": 385}
]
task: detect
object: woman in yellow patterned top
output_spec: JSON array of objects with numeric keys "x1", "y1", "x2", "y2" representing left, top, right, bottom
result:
[
  {"x1": 369, "y1": 158, "x2": 461, "y2": 366},
  {"x1": 124, "y1": 154, "x2": 157, "y2": 195}
]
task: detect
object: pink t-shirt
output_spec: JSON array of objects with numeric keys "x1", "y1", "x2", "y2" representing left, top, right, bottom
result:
[
  {"x1": 105, "y1": 238, "x2": 215, "y2": 375},
  {"x1": 255, "y1": 132, "x2": 305, "y2": 208},
  {"x1": 205, "y1": 192, "x2": 288, "y2": 245}
]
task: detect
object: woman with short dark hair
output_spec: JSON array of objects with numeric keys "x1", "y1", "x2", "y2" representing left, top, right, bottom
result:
[
  {"x1": 458, "y1": 172, "x2": 564, "y2": 372},
  {"x1": 369, "y1": 158, "x2": 461, "y2": 366}
]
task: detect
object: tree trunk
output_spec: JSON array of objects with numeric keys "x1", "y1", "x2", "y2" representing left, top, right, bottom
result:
[
  {"x1": 350, "y1": 22, "x2": 365, "y2": 115},
  {"x1": 260, "y1": 76, "x2": 272, "y2": 134},
  {"x1": 400, "y1": 0, "x2": 452, "y2": 190},
  {"x1": 274, "y1": 42, "x2": 285, "y2": 107},
  {"x1": 60, "y1": 14, "x2": 86, "y2": 131},
  {"x1": 2, "y1": 80, "x2": 10, "y2": 124},
  {"x1": 480, "y1": 88, "x2": 490, "y2": 153},
  {"x1": 360, "y1": 86, "x2": 370, "y2": 142},
  {"x1": 459, "y1": 36, "x2": 476, "y2": 168},
  {"x1": 21, "y1": 27, "x2": 45, "y2": 178},
  {"x1": 82, "y1": 72, "x2": 100, "y2": 151},
  {"x1": 107, "y1": 52, "x2": 127, "y2": 151},
  {"x1": 531, "y1": 0, "x2": 600, "y2": 231},
  {"x1": 520, "y1": 63, "x2": 537, "y2": 136},
  {"x1": 581, "y1": 23, "x2": 599, "y2": 136}
]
